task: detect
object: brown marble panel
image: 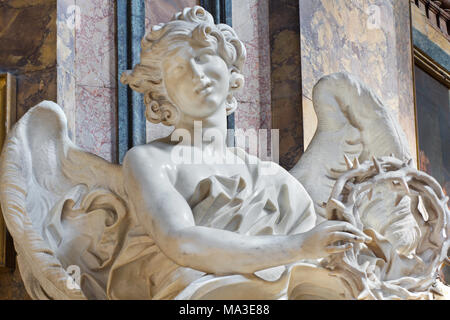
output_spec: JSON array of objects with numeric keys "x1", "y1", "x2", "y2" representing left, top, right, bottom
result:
[
  {"x1": 0, "y1": 0, "x2": 58, "y2": 117},
  {"x1": 16, "y1": 68, "x2": 57, "y2": 119},
  {"x1": 0, "y1": 0, "x2": 57, "y2": 73},
  {"x1": 269, "y1": 0, "x2": 303, "y2": 170},
  {"x1": 0, "y1": 267, "x2": 30, "y2": 300}
]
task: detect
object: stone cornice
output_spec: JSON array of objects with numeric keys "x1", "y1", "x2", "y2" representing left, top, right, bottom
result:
[{"x1": 414, "y1": 0, "x2": 450, "y2": 38}]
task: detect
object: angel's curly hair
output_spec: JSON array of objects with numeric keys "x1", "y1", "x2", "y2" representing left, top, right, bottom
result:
[{"x1": 121, "y1": 6, "x2": 246, "y2": 126}]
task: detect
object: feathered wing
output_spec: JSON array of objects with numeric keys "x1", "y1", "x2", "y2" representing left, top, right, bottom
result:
[
  {"x1": 290, "y1": 72, "x2": 412, "y2": 219},
  {"x1": 289, "y1": 73, "x2": 449, "y2": 299},
  {"x1": 0, "y1": 101, "x2": 127, "y2": 299}
]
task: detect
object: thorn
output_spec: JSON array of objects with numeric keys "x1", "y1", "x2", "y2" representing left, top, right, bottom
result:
[
  {"x1": 367, "y1": 188, "x2": 373, "y2": 201},
  {"x1": 353, "y1": 157, "x2": 360, "y2": 169},
  {"x1": 344, "y1": 155, "x2": 352, "y2": 170},
  {"x1": 329, "y1": 198, "x2": 346, "y2": 211},
  {"x1": 372, "y1": 156, "x2": 382, "y2": 173},
  {"x1": 398, "y1": 177, "x2": 410, "y2": 194}
]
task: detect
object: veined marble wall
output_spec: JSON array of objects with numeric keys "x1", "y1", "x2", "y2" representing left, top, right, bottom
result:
[
  {"x1": 232, "y1": 0, "x2": 271, "y2": 134},
  {"x1": 300, "y1": 0, "x2": 417, "y2": 165},
  {"x1": 57, "y1": 0, "x2": 116, "y2": 162}
]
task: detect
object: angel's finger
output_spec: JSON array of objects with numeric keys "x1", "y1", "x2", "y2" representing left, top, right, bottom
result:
[
  {"x1": 329, "y1": 231, "x2": 366, "y2": 244},
  {"x1": 325, "y1": 243, "x2": 353, "y2": 254},
  {"x1": 327, "y1": 222, "x2": 371, "y2": 241}
]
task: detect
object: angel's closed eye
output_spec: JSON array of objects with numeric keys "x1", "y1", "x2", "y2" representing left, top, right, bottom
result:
[
  {"x1": 195, "y1": 50, "x2": 215, "y2": 64},
  {"x1": 194, "y1": 55, "x2": 207, "y2": 64},
  {"x1": 171, "y1": 65, "x2": 186, "y2": 75}
]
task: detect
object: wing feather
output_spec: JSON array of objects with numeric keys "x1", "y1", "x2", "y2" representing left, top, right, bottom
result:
[
  {"x1": 0, "y1": 101, "x2": 126, "y2": 299},
  {"x1": 290, "y1": 73, "x2": 412, "y2": 218}
]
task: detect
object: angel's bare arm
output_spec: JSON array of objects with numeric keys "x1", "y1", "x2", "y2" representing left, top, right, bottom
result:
[{"x1": 123, "y1": 147, "x2": 370, "y2": 275}]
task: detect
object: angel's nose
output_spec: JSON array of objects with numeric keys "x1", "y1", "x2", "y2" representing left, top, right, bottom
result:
[{"x1": 190, "y1": 58, "x2": 205, "y2": 80}]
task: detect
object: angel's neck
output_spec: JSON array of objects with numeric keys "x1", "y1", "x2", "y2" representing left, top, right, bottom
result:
[{"x1": 171, "y1": 107, "x2": 228, "y2": 151}]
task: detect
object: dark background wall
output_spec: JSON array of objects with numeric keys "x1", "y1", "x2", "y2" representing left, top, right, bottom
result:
[{"x1": 0, "y1": 0, "x2": 57, "y2": 119}]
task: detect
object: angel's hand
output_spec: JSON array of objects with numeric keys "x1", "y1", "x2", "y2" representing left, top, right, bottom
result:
[{"x1": 298, "y1": 220, "x2": 372, "y2": 260}]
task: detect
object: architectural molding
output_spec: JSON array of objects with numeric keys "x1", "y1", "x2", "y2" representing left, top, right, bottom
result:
[
  {"x1": 412, "y1": 27, "x2": 450, "y2": 73},
  {"x1": 413, "y1": 0, "x2": 450, "y2": 38},
  {"x1": 414, "y1": 46, "x2": 450, "y2": 87}
]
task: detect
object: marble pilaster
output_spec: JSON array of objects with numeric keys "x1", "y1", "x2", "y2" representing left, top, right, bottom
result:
[{"x1": 57, "y1": 0, "x2": 117, "y2": 162}]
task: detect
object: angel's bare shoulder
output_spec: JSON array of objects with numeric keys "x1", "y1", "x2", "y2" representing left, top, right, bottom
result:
[
  {"x1": 124, "y1": 141, "x2": 171, "y2": 166},
  {"x1": 122, "y1": 141, "x2": 179, "y2": 189}
]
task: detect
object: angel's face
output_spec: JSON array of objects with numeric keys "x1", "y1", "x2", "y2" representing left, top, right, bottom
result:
[{"x1": 162, "y1": 41, "x2": 231, "y2": 120}]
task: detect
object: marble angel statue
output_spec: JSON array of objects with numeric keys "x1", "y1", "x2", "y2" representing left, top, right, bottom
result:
[{"x1": 0, "y1": 6, "x2": 448, "y2": 300}]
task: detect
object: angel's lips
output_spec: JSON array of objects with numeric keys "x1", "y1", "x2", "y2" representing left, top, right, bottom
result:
[{"x1": 195, "y1": 82, "x2": 213, "y2": 95}]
